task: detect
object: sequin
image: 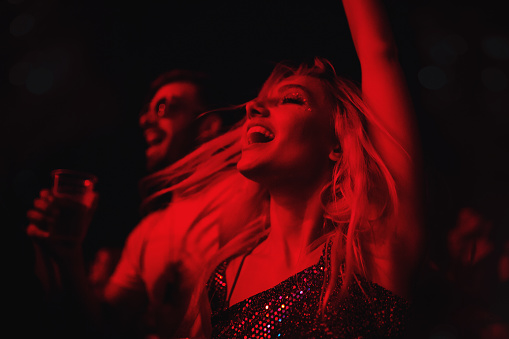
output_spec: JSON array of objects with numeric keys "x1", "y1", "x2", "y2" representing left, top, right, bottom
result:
[{"x1": 208, "y1": 240, "x2": 410, "y2": 338}]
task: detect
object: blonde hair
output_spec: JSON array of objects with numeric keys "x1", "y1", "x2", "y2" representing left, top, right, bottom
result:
[
  {"x1": 139, "y1": 115, "x2": 270, "y2": 337},
  {"x1": 172, "y1": 57, "x2": 398, "y2": 335}
]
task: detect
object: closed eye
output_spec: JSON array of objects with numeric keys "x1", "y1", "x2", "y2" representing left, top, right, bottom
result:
[{"x1": 281, "y1": 92, "x2": 306, "y2": 105}]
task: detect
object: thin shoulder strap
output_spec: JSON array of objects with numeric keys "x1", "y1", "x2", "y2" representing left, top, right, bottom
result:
[
  {"x1": 226, "y1": 235, "x2": 267, "y2": 306},
  {"x1": 226, "y1": 245, "x2": 256, "y2": 306}
]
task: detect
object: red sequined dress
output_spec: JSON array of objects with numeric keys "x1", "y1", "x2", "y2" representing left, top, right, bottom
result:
[{"x1": 207, "y1": 242, "x2": 410, "y2": 338}]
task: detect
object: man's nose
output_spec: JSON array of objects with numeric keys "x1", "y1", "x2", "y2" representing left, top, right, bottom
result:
[{"x1": 139, "y1": 110, "x2": 158, "y2": 126}]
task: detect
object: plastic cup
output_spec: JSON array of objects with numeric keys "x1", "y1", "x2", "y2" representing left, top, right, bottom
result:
[{"x1": 50, "y1": 169, "x2": 98, "y2": 240}]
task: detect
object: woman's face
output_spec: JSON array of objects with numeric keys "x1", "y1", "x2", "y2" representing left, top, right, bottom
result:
[{"x1": 237, "y1": 75, "x2": 337, "y2": 188}]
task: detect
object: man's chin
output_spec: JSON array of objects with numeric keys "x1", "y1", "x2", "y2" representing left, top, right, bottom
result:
[{"x1": 145, "y1": 149, "x2": 165, "y2": 173}]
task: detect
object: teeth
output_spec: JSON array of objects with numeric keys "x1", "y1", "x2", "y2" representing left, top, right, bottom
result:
[
  {"x1": 247, "y1": 126, "x2": 275, "y2": 145},
  {"x1": 247, "y1": 126, "x2": 274, "y2": 139}
]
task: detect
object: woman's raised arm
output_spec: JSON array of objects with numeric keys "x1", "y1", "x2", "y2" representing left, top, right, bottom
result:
[
  {"x1": 342, "y1": 0, "x2": 424, "y2": 297},
  {"x1": 343, "y1": 0, "x2": 420, "y2": 191}
]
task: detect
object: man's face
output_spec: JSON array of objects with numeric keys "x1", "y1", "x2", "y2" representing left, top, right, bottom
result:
[{"x1": 139, "y1": 82, "x2": 204, "y2": 172}]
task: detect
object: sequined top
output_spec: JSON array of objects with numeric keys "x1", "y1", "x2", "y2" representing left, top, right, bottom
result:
[{"x1": 207, "y1": 242, "x2": 410, "y2": 338}]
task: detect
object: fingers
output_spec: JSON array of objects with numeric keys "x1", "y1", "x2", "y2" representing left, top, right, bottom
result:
[
  {"x1": 26, "y1": 224, "x2": 50, "y2": 238},
  {"x1": 32, "y1": 189, "x2": 55, "y2": 211},
  {"x1": 27, "y1": 187, "x2": 98, "y2": 243},
  {"x1": 33, "y1": 196, "x2": 51, "y2": 211},
  {"x1": 27, "y1": 188, "x2": 57, "y2": 231},
  {"x1": 27, "y1": 208, "x2": 43, "y2": 224},
  {"x1": 39, "y1": 188, "x2": 52, "y2": 199}
]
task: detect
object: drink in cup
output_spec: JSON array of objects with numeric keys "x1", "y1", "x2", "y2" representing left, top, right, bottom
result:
[{"x1": 50, "y1": 169, "x2": 98, "y2": 240}]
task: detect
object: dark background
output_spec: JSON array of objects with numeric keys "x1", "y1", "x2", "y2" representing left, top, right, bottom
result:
[{"x1": 3, "y1": 0, "x2": 508, "y2": 337}]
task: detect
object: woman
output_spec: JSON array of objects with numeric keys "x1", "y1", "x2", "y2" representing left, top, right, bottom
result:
[{"x1": 176, "y1": 0, "x2": 424, "y2": 337}]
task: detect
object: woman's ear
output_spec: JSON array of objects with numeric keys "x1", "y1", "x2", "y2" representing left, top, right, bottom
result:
[
  {"x1": 328, "y1": 144, "x2": 342, "y2": 162},
  {"x1": 197, "y1": 113, "x2": 223, "y2": 144}
]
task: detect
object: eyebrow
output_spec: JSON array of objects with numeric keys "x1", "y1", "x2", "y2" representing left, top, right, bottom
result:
[{"x1": 154, "y1": 95, "x2": 183, "y2": 107}]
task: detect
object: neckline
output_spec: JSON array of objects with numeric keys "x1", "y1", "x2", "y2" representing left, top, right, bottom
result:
[{"x1": 223, "y1": 240, "x2": 329, "y2": 309}]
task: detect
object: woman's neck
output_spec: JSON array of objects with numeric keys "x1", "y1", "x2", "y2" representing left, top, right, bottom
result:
[
  {"x1": 224, "y1": 177, "x2": 332, "y2": 307},
  {"x1": 261, "y1": 181, "x2": 328, "y2": 268}
]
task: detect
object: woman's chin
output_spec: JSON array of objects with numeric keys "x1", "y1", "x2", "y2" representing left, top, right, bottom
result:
[
  {"x1": 237, "y1": 159, "x2": 254, "y2": 177},
  {"x1": 237, "y1": 158, "x2": 265, "y2": 182}
]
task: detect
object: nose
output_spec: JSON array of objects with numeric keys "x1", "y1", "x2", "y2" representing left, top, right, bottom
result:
[
  {"x1": 139, "y1": 109, "x2": 157, "y2": 127},
  {"x1": 246, "y1": 99, "x2": 269, "y2": 119}
]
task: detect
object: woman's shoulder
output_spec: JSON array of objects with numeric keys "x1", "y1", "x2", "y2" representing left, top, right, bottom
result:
[
  {"x1": 355, "y1": 274, "x2": 411, "y2": 310},
  {"x1": 323, "y1": 273, "x2": 411, "y2": 337}
]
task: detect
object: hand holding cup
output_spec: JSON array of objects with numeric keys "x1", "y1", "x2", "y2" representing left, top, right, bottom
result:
[{"x1": 27, "y1": 169, "x2": 99, "y2": 248}]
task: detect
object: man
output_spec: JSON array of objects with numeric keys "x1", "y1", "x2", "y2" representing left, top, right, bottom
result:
[
  {"x1": 139, "y1": 70, "x2": 225, "y2": 174},
  {"x1": 27, "y1": 69, "x2": 239, "y2": 338}
]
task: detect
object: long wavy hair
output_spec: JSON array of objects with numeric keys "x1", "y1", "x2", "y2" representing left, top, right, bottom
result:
[{"x1": 171, "y1": 57, "x2": 399, "y2": 336}]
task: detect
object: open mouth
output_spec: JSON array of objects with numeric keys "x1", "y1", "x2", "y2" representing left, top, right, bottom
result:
[
  {"x1": 247, "y1": 126, "x2": 275, "y2": 145},
  {"x1": 144, "y1": 129, "x2": 165, "y2": 146}
]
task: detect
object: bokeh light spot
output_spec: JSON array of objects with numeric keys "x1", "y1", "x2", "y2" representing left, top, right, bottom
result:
[
  {"x1": 444, "y1": 34, "x2": 468, "y2": 55},
  {"x1": 9, "y1": 62, "x2": 31, "y2": 86},
  {"x1": 418, "y1": 66, "x2": 447, "y2": 90},
  {"x1": 481, "y1": 67, "x2": 507, "y2": 92},
  {"x1": 429, "y1": 35, "x2": 467, "y2": 65},
  {"x1": 26, "y1": 67, "x2": 54, "y2": 94},
  {"x1": 10, "y1": 13, "x2": 34, "y2": 37},
  {"x1": 482, "y1": 36, "x2": 509, "y2": 60},
  {"x1": 430, "y1": 41, "x2": 457, "y2": 65}
]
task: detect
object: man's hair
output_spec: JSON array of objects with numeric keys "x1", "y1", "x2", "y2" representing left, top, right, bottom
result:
[{"x1": 141, "y1": 69, "x2": 228, "y2": 115}]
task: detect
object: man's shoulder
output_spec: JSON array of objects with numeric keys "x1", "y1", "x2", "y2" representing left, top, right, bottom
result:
[{"x1": 124, "y1": 208, "x2": 169, "y2": 244}]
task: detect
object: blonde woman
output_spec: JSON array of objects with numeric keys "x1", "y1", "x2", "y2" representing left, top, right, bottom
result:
[{"x1": 176, "y1": 0, "x2": 424, "y2": 338}]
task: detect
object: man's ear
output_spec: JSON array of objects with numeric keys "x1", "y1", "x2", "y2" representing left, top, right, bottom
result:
[
  {"x1": 197, "y1": 113, "x2": 223, "y2": 143},
  {"x1": 328, "y1": 144, "x2": 342, "y2": 162}
]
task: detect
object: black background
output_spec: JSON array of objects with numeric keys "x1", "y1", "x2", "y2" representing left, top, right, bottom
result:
[{"x1": 3, "y1": 0, "x2": 509, "y2": 337}]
